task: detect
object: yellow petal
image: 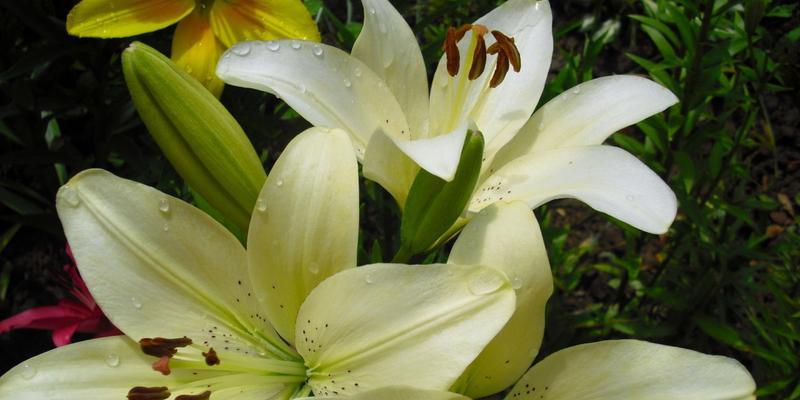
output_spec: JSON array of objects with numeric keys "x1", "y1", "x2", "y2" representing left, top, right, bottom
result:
[
  {"x1": 209, "y1": 0, "x2": 321, "y2": 48},
  {"x1": 67, "y1": 0, "x2": 194, "y2": 38},
  {"x1": 172, "y1": 11, "x2": 227, "y2": 97}
]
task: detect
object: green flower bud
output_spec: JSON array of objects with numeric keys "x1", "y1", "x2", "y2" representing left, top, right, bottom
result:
[
  {"x1": 122, "y1": 42, "x2": 266, "y2": 233},
  {"x1": 396, "y1": 131, "x2": 484, "y2": 261}
]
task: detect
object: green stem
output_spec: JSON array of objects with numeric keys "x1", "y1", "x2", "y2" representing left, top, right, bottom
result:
[{"x1": 391, "y1": 244, "x2": 414, "y2": 264}]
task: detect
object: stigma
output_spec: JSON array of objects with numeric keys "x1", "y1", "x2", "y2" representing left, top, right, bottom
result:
[{"x1": 443, "y1": 24, "x2": 522, "y2": 88}]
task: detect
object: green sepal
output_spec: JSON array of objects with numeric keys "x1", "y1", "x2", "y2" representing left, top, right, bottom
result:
[
  {"x1": 122, "y1": 41, "x2": 266, "y2": 233},
  {"x1": 397, "y1": 131, "x2": 484, "y2": 260}
]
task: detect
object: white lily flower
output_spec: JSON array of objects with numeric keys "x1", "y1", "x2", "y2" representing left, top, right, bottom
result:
[
  {"x1": 0, "y1": 127, "x2": 517, "y2": 399},
  {"x1": 216, "y1": 0, "x2": 678, "y2": 234}
]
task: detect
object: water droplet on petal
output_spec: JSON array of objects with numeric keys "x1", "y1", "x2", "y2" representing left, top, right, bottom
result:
[
  {"x1": 20, "y1": 364, "x2": 36, "y2": 380},
  {"x1": 276, "y1": 179, "x2": 284, "y2": 187},
  {"x1": 105, "y1": 353, "x2": 120, "y2": 367},
  {"x1": 368, "y1": 7, "x2": 376, "y2": 15},
  {"x1": 626, "y1": 194, "x2": 636, "y2": 201},
  {"x1": 511, "y1": 275, "x2": 523, "y2": 290},
  {"x1": 267, "y1": 41, "x2": 280, "y2": 51},
  {"x1": 232, "y1": 44, "x2": 251, "y2": 56},
  {"x1": 291, "y1": 40, "x2": 302, "y2": 50},
  {"x1": 162, "y1": 223, "x2": 169, "y2": 232},
  {"x1": 60, "y1": 186, "x2": 80, "y2": 207},
  {"x1": 308, "y1": 262, "x2": 320, "y2": 275},
  {"x1": 353, "y1": 67, "x2": 362, "y2": 77},
  {"x1": 131, "y1": 297, "x2": 142, "y2": 309},
  {"x1": 343, "y1": 78, "x2": 352, "y2": 88},
  {"x1": 312, "y1": 45, "x2": 324, "y2": 57},
  {"x1": 379, "y1": 21, "x2": 387, "y2": 34},
  {"x1": 534, "y1": 1, "x2": 541, "y2": 10},
  {"x1": 256, "y1": 198, "x2": 267, "y2": 212},
  {"x1": 365, "y1": 274, "x2": 374, "y2": 284},
  {"x1": 158, "y1": 198, "x2": 170, "y2": 213},
  {"x1": 538, "y1": 121, "x2": 545, "y2": 130},
  {"x1": 468, "y1": 269, "x2": 505, "y2": 296},
  {"x1": 299, "y1": 84, "x2": 307, "y2": 94},
  {"x1": 572, "y1": 86, "x2": 581, "y2": 94}
]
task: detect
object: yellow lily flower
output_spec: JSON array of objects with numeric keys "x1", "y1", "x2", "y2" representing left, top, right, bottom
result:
[
  {"x1": 0, "y1": 127, "x2": 518, "y2": 399},
  {"x1": 67, "y1": 0, "x2": 320, "y2": 97}
]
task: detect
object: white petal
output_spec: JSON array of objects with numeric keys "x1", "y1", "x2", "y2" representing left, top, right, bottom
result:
[
  {"x1": 217, "y1": 41, "x2": 410, "y2": 158},
  {"x1": 307, "y1": 386, "x2": 470, "y2": 400},
  {"x1": 392, "y1": 123, "x2": 468, "y2": 181},
  {"x1": 248, "y1": 127, "x2": 359, "y2": 345},
  {"x1": 505, "y1": 340, "x2": 756, "y2": 400},
  {"x1": 296, "y1": 263, "x2": 516, "y2": 394},
  {"x1": 352, "y1": 0, "x2": 430, "y2": 137},
  {"x1": 448, "y1": 202, "x2": 552, "y2": 398},
  {"x1": 56, "y1": 170, "x2": 292, "y2": 359},
  {"x1": 491, "y1": 75, "x2": 678, "y2": 168},
  {"x1": 0, "y1": 337, "x2": 177, "y2": 399},
  {"x1": 472, "y1": 0, "x2": 553, "y2": 165},
  {"x1": 471, "y1": 146, "x2": 677, "y2": 234},
  {"x1": 363, "y1": 131, "x2": 419, "y2": 207}
]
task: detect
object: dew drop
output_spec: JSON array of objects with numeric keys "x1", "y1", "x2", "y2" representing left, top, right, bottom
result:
[
  {"x1": 232, "y1": 44, "x2": 251, "y2": 56},
  {"x1": 365, "y1": 274, "x2": 374, "y2": 284},
  {"x1": 312, "y1": 45, "x2": 324, "y2": 57},
  {"x1": 368, "y1": 7, "x2": 376, "y2": 15},
  {"x1": 299, "y1": 84, "x2": 307, "y2": 94},
  {"x1": 162, "y1": 223, "x2": 169, "y2": 232},
  {"x1": 538, "y1": 121, "x2": 545, "y2": 130},
  {"x1": 343, "y1": 78, "x2": 352, "y2": 88},
  {"x1": 131, "y1": 297, "x2": 143, "y2": 309},
  {"x1": 256, "y1": 198, "x2": 267, "y2": 212},
  {"x1": 158, "y1": 198, "x2": 170, "y2": 213},
  {"x1": 379, "y1": 21, "x2": 388, "y2": 34},
  {"x1": 468, "y1": 269, "x2": 505, "y2": 296},
  {"x1": 353, "y1": 66, "x2": 362, "y2": 77},
  {"x1": 276, "y1": 179, "x2": 284, "y2": 187},
  {"x1": 105, "y1": 353, "x2": 120, "y2": 367},
  {"x1": 20, "y1": 364, "x2": 36, "y2": 380},
  {"x1": 291, "y1": 40, "x2": 302, "y2": 50},
  {"x1": 60, "y1": 186, "x2": 80, "y2": 207},
  {"x1": 534, "y1": 1, "x2": 541, "y2": 10},
  {"x1": 308, "y1": 262, "x2": 320, "y2": 275},
  {"x1": 626, "y1": 194, "x2": 636, "y2": 201},
  {"x1": 572, "y1": 86, "x2": 581, "y2": 94},
  {"x1": 267, "y1": 41, "x2": 281, "y2": 51},
  {"x1": 511, "y1": 275, "x2": 523, "y2": 290}
]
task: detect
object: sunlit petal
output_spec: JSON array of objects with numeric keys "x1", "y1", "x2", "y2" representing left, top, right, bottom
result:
[
  {"x1": 172, "y1": 11, "x2": 227, "y2": 97},
  {"x1": 297, "y1": 264, "x2": 515, "y2": 394},
  {"x1": 67, "y1": 0, "x2": 194, "y2": 38},
  {"x1": 209, "y1": 0, "x2": 320, "y2": 47},
  {"x1": 505, "y1": 340, "x2": 756, "y2": 400}
]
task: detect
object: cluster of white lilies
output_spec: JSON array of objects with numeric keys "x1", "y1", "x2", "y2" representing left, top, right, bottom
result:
[{"x1": 1, "y1": 0, "x2": 756, "y2": 399}]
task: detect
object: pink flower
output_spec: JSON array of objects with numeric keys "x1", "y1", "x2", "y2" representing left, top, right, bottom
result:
[{"x1": 0, "y1": 246, "x2": 120, "y2": 346}]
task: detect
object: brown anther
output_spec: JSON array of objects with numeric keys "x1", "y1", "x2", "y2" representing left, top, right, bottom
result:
[
  {"x1": 127, "y1": 386, "x2": 170, "y2": 400},
  {"x1": 491, "y1": 31, "x2": 521, "y2": 72},
  {"x1": 203, "y1": 348, "x2": 220, "y2": 366},
  {"x1": 139, "y1": 337, "x2": 193, "y2": 358},
  {"x1": 152, "y1": 355, "x2": 172, "y2": 375},
  {"x1": 453, "y1": 24, "x2": 472, "y2": 42},
  {"x1": 468, "y1": 34, "x2": 487, "y2": 80},
  {"x1": 490, "y1": 53, "x2": 510, "y2": 88},
  {"x1": 487, "y1": 42, "x2": 501, "y2": 55},
  {"x1": 444, "y1": 27, "x2": 461, "y2": 76},
  {"x1": 176, "y1": 391, "x2": 211, "y2": 400}
]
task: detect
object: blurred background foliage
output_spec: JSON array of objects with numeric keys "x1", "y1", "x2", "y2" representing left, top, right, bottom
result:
[{"x1": 0, "y1": 0, "x2": 798, "y2": 398}]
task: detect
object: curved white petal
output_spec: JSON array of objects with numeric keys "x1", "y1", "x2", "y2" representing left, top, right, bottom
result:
[
  {"x1": 492, "y1": 75, "x2": 678, "y2": 169},
  {"x1": 472, "y1": 0, "x2": 553, "y2": 166},
  {"x1": 505, "y1": 340, "x2": 756, "y2": 400},
  {"x1": 392, "y1": 123, "x2": 468, "y2": 181},
  {"x1": 306, "y1": 386, "x2": 470, "y2": 400},
  {"x1": 448, "y1": 202, "x2": 552, "y2": 398},
  {"x1": 471, "y1": 146, "x2": 677, "y2": 234},
  {"x1": 363, "y1": 131, "x2": 420, "y2": 207},
  {"x1": 0, "y1": 337, "x2": 178, "y2": 399},
  {"x1": 56, "y1": 169, "x2": 291, "y2": 359},
  {"x1": 248, "y1": 128, "x2": 359, "y2": 345},
  {"x1": 217, "y1": 41, "x2": 410, "y2": 158},
  {"x1": 296, "y1": 264, "x2": 516, "y2": 395},
  {"x1": 352, "y1": 0, "x2": 430, "y2": 137}
]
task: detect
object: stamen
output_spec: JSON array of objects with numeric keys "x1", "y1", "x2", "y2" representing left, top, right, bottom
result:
[
  {"x1": 491, "y1": 31, "x2": 521, "y2": 72},
  {"x1": 176, "y1": 392, "x2": 211, "y2": 400},
  {"x1": 444, "y1": 27, "x2": 462, "y2": 76},
  {"x1": 127, "y1": 386, "x2": 170, "y2": 400},
  {"x1": 140, "y1": 337, "x2": 193, "y2": 358},
  {"x1": 203, "y1": 348, "x2": 220, "y2": 366},
  {"x1": 468, "y1": 34, "x2": 487, "y2": 80},
  {"x1": 490, "y1": 53, "x2": 510, "y2": 88}
]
